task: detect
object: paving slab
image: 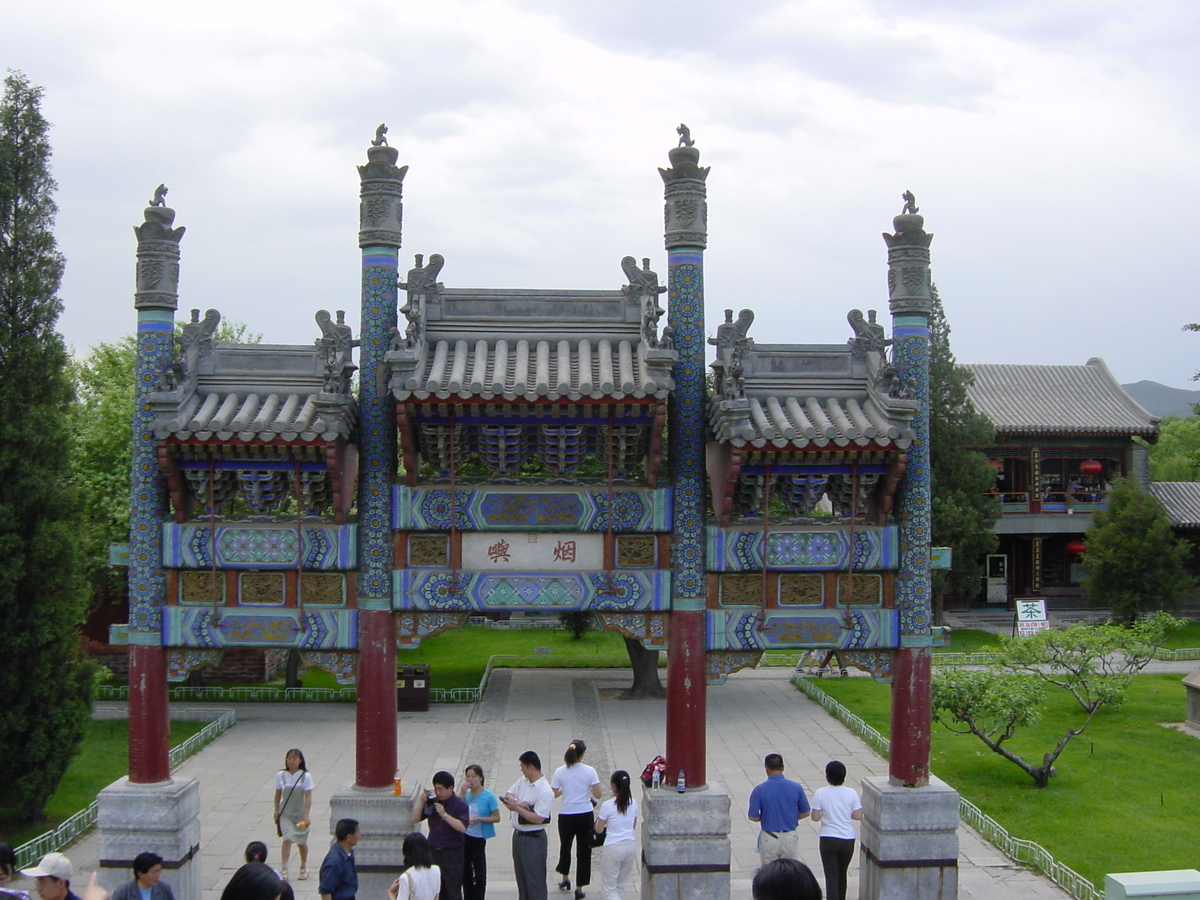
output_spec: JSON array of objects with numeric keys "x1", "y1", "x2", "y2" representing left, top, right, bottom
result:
[{"x1": 50, "y1": 667, "x2": 1069, "y2": 900}]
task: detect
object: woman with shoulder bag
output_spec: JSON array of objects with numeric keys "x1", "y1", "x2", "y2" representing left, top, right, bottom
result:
[{"x1": 273, "y1": 748, "x2": 313, "y2": 882}]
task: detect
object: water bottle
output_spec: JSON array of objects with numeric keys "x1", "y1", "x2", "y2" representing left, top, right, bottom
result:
[
  {"x1": 677, "y1": 769, "x2": 685, "y2": 793},
  {"x1": 652, "y1": 769, "x2": 661, "y2": 791}
]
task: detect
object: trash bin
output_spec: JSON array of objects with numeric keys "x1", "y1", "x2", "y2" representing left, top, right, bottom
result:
[{"x1": 397, "y1": 665, "x2": 430, "y2": 712}]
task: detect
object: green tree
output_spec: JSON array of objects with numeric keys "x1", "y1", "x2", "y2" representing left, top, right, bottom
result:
[
  {"x1": 0, "y1": 71, "x2": 95, "y2": 821},
  {"x1": 932, "y1": 614, "x2": 1181, "y2": 787},
  {"x1": 1143, "y1": 416, "x2": 1200, "y2": 482},
  {"x1": 928, "y1": 286, "x2": 1000, "y2": 610},
  {"x1": 72, "y1": 322, "x2": 261, "y2": 615},
  {"x1": 1081, "y1": 477, "x2": 1192, "y2": 622}
]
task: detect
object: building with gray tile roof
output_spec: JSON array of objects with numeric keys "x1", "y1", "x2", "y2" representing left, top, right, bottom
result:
[
  {"x1": 963, "y1": 357, "x2": 1158, "y2": 606},
  {"x1": 1149, "y1": 482, "x2": 1200, "y2": 530}
]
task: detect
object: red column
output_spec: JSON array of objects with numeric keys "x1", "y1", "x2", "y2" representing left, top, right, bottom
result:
[
  {"x1": 889, "y1": 646, "x2": 931, "y2": 786},
  {"x1": 666, "y1": 609, "x2": 707, "y2": 789},
  {"x1": 128, "y1": 645, "x2": 171, "y2": 783},
  {"x1": 356, "y1": 609, "x2": 397, "y2": 787}
]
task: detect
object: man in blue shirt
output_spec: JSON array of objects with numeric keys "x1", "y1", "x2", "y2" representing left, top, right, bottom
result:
[
  {"x1": 319, "y1": 818, "x2": 360, "y2": 900},
  {"x1": 747, "y1": 753, "x2": 810, "y2": 867}
]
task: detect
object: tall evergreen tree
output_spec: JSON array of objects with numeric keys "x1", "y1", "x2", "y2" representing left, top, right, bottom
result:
[
  {"x1": 928, "y1": 285, "x2": 1000, "y2": 611},
  {"x1": 0, "y1": 71, "x2": 94, "y2": 821},
  {"x1": 1081, "y1": 477, "x2": 1192, "y2": 623}
]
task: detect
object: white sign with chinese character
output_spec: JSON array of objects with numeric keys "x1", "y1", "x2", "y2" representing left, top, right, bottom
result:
[
  {"x1": 1015, "y1": 598, "x2": 1049, "y2": 636},
  {"x1": 462, "y1": 532, "x2": 604, "y2": 570}
]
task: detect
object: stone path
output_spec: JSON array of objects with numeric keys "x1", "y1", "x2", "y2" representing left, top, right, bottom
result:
[{"x1": 61, "y1": 667, "x2": 1073, "y2": 900}]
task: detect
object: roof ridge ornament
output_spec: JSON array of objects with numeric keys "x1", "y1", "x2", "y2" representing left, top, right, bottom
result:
[
  {"x1": 316, "y1": 309, "x2": 358, "y2": 395},
  {"x1": 848, "y1": 308, "x2": 890, "y2": 357},
  {"x1": 709, "y1": 308, "x2": 754, "y2": 400}
]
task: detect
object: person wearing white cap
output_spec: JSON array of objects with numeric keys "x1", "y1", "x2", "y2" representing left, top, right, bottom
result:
[{"x1": 19, "y1": 854, "x2": 78, "y2": 900}]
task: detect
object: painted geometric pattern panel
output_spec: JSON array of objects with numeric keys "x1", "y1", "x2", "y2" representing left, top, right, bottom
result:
[
  {"x1": 394, "y1": 486, "x2": 672, "y2": 532},
  {"x1": 164, "y1": 607, "x2": 357, "y2": 649},
  {"x1": 892, "y1": 319, "x2": 932, "y2": 636},
  {"x1": 705, "y1": 608, "x2": 900, "y2": 651},
  {"x1": 707, "y1": 526, "x2": 897, "y2": 572},
  {"x1": 395, "y1": 569, "x2": 669, "y2": 613},
  {"x1": 162, "y1": 523, "x2": 356, "y2": 569}
]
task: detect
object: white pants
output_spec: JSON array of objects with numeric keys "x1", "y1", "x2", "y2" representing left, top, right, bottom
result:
[
  {"x1": 600, "y1": 839, "x2": 636, "y2": 900},
  {"x1": 758, "y1": 829, "x2": 799, "y2": 867}
]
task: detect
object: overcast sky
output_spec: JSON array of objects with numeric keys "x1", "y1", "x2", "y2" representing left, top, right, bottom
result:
[{"x1": 6, "y1": 0, "x2": 1199, "y2": 388}]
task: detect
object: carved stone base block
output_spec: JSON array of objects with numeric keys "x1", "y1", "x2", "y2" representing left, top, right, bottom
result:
[
  {"x1": 860, "y1": 775, "x2": 960, "y2": 900},
  {"x1": 96, "y1": 777, "x2": 201, "y2": 900},
  {"x1": 640, "y1": 782, "x2": 731, "y2": 900},
  {"x1": 328, "y1": 781, "x2": 418, "y2": 898}
]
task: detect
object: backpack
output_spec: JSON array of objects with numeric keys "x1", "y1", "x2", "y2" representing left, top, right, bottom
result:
[{"x1": 640, "y1": 754, "x2": 667, "y2": 787}]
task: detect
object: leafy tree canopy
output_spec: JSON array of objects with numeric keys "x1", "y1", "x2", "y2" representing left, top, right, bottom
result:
[
  {"x1": 933, "y1": 613, "x2": 1183, "y2": 787},
  {"x1": 928, "y1": 285, "x2": 1000, "y2": 603},
  {"x1": 1081, "y1": 477, "x2": 1193, "y2": 623},
  {"x1": 0, "y1": 70, "x2": 94, "y2": 821},
  {"x1": 1142, "y1": 415, "x2": 1200, "y2": 482}
]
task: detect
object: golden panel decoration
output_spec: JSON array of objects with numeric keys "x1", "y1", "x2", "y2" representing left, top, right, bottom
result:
[
  {"x1": 180, "y1": 571, "x2": 223, "y2": 605},
  {"x1": 617, "y1": 535, "x2": 657, "y2": 568},
  {"x1": 239, "y1": 572, "x2": 285, "y2": 605},
  {"x1": 779, "y1": 574, "x2": 824, "y2": 606},
  {"x1": 301, "y1": 572, "x2": 345, "y2": 606},
  {"x1": 720, "y1": 574, "x2": 765, "y2": 606},
  {"x1": 836, "y1": 573, "x2": 882, "y2": 605},
  {"x1": 409, "y1": 534, "x2": 449, "y2": 567}
]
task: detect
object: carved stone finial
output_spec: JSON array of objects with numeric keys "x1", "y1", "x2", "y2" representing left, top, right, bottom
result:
[
  {"x1": 403, "y1": 253, "x2": 444, "y2": 297},
  {"x1": 150, "y1": 184, "x2": 168, "y2": 207},
  {"x1": 372, "y1": 123, "x2": 388, "y2": 147},
  {"x1": 677, "y1": 123, "x2": 694, "y2": 147},
  {"x1": 358, "y1": 139, "x2": 407, "y2": 248},
  {"x1": 620, "y1": 255, "x2": 665, "y2": 296},
  {"x1": 901, "y1": 190, "x2": 918, "y2": 215},
  {"x1": 661, "y1": 130, "x2": 709, "y2": 249},
  {"x1": 316, "y1": 309, "x2": 358, "y2": 393}
]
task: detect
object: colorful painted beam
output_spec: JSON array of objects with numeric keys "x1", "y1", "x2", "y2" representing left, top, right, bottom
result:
[
  {"x1": 394, "y1": 486, "x2": 672, "y2": 532},
  {"x1": 395, "y1": 569, "x2": 670, "y2": 612},
  {"x1": 163, "y1": 607, "x2": 357, "y2": 649},
  {"x1": 707, "y1": 525, "x2": 899, "y2": 571},
  {"x1": 162, "y1": 523, "x2": 357, "y2": 569},
  {"x1": 705, "y1": 607, "x2": 900, "y2": 651}
]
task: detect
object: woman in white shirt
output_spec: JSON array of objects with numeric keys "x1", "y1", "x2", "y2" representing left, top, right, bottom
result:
[
  {"x1": 273, "y1": 748, "x2": 313, "y2": 881},
  {"x1": 389, "y1": 832, "x2": 442, "y2": 900},
  {"x1": 550, "y1": 739, "x2": 601, "y2": 899},
  {"x1": 594, "y1": 770, "x2": 638, "y2": 900},
  {"x1": 809, "y1": 760, "x2": 863, "y2": 900}
]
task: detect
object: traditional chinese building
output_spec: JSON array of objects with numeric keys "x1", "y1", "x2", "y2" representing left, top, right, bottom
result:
[
  {"x1": 965, "y1": 358, "x2": 1159, "y2": 606},
  {"x1": 106, "y1": 131, "x2": 951, "y2": 900}
]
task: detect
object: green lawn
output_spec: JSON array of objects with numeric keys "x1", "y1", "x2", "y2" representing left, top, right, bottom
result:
[
  {"x1": 0, "y1": 719, "x2": 207, "y2": 846},
  {"x1": 1158, "y1": 619, "x2": 1200, "y2": 649},
  {"x1": 303, "y1": 625, "x2": 636, "y2": 692},
  {"x1": 935, "y1": 628, "x2": 1002, "y2": 653},
  {"x1": 809, "y1": 673, "x2": 1200, "y2": 885}
]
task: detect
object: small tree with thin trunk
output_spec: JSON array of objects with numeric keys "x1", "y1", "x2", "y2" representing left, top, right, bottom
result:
[{"x1": 932, "y1": 613, "x2": 1182, "y2": 787}]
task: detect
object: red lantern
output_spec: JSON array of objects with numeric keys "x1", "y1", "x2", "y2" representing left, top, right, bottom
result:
[
  {"x1": 1065, "y1": 540, "x2": 1086, "y2": 556},
  {"x1": 1080, "y1": 459, "x2": 1102, "y2": 476}
]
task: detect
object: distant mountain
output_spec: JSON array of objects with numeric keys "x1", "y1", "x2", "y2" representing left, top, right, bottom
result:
[{"x1": 1121, "y1": 380, "x2": 1200, "y2": 419}]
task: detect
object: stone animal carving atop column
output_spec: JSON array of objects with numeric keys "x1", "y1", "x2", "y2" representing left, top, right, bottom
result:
[
  {"x1": 150, "y1": 184, "x2": 168, "y2": 207},
  {"x1": 677, "y1": 123, "x2": 694, "y2": 147},
  {"x1": 372, "y1": 123, "x2": 388, "y2": 147},
  {"x1": 901, "y1": 190, "x2": 918, "y2": 215}
]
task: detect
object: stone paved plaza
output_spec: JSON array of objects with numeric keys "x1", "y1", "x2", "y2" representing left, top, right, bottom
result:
[{"x1": 66, "y1": 666, "x2": 1070, "y2": 900}]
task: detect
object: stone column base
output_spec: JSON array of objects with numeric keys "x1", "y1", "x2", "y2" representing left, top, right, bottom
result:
[
  {"x1": 328, "y1": 781, "x2": 419, "y2": 898},
  {"x1": 96, "y1": 777, "x2": 201, "y2": 900},
  {"x1": 860, "y1": 775, "x2": 960, "y2": 900},
  {"x1": 640, "y1": 781, "x2": 731, "y2": 900}
]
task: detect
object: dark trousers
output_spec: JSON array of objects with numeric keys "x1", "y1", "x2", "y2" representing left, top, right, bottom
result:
[
  {"x1": 463, "y1": 834, "x2": 488, "y2": 900},
  {"x1": 432, "y1": 844, "x2": 465, "y2": 900},
  {"x1": 555, "y1": 811, "x2": 594, "y2": 887},
  {"x1": 819, "y1": 836, "x2": 856, "y2": 900}
]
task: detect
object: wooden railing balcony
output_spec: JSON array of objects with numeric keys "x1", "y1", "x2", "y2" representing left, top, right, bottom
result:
[{"x1": 990, "y1": 491, "x2": 1109, "y2": 514}]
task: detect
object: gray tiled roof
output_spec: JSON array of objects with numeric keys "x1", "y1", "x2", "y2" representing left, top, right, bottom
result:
[
  {"x1": 392, "y1": 337, "x2": 674, "y2": 401},
  {"x1": 708, "y1": 342, "x2": 917, "y2": 450},
  {"x1": 965, "y1": 358, "x2": 1158, "y2": 437},
  {"x1": 151, "y1": 344, "x2": 357, "y2": 443},
  {"x1": 1149, "y1": 482, "x2": 1200, "y2": 529},
  {"x1": 389, "y1": 288, "x2": 676, "y2": 402}
]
